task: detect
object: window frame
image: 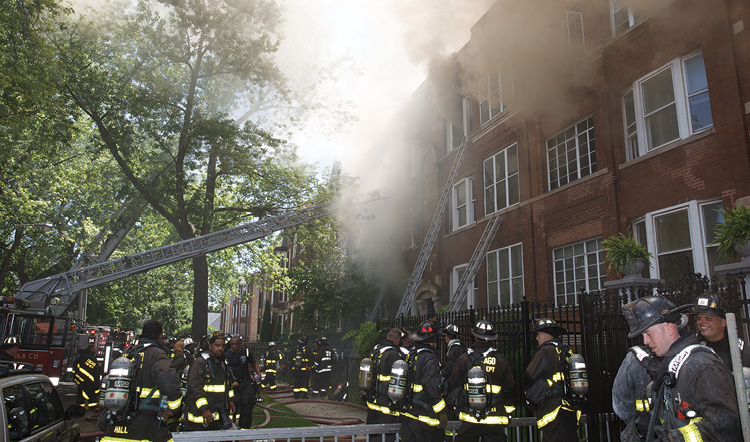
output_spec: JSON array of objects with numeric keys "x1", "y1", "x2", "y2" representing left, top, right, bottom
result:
[
  {"x1": 483, "y1": 143, "x2": 520, "y2": 216},
  {"x1": 546, "y1": 115, "x2": 596, "y2": 191},
  {"x1": 623, "y1": 52, "x2": 712, "y2": 160},
  {"x1": 451, "y1": 177, "x2": 475, "y2": 231},
  {"x1": 479, "y1": 60, "x2": 513, "y2": 126},
  {"x1": 609, "y1": 0, "x2": 640, "y2": 37},
  {"x1": 451, "y1": 264, "x2": 477, "y2": 310},
  {"x1": 486, "y1": 243, "x2": 524, "y2": 307},
  {"x1": 552, "y1": 237, "x2": 605, "y2": 306}
]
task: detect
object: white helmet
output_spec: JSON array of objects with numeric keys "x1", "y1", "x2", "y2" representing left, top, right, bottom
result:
[
  {"x1": 183, "y1": 337, "x2": 194, "y2": 346},
  {"x1": 268, "y1": 341, "x2": 276, "y2": 347}
]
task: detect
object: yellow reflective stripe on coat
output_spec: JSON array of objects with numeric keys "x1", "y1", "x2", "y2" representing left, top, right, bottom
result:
[
  {"x1": 488, "y1": 384, "x2": 501, "y2": 394},
  {"x1": 677, "y1": 418, "x2": 703, "y2": 442},
  {"x1": 168, "y1": 396, "x2": 182, "y2": 410},
  {"x1": 552, "y1": 372, "x2": 565, "y2": 382},
  {"x1": 505, "y1": 405, "x2": 516, "y2": 414},
  {"x1": 228, "y1": 389, "x2": 234, "y2": 398},
  {"x1": 401, "y1": 411, "x2": 441, "y2": 427},
  {"x1": 378, "y1": 374, "x2": 391, "y2": 382},
  {"x1": 187, "y1": 411, "x2": 219, "y2": 423},
  {"x1": 101, "y1": 438, "x2": 153, "y2": 442},
  {"x1": 432, "y1": 399, "x2": 446, "y2": 413},
  {"x1": 78, "y1": 367, "x2": 95, "y2": 382},
  {"x1": 636, "y1": 399, "x2": 650, "y2": 412},
  {"x1": 367, "y1": 401, "x2": 399, "y2": 416},
  {"x1": 203, "y1": 384, "x2": 226, "y2": 393},
  {"x1": 537, "y1": 405, "x2": 562, "y2": 428},
  {"x1": 195, "y1": 397, "x2": 208, "y2": 408},
  {"x1": 458, "y1": 412, "x2": 510, "y2": 425},
  {"x1": 411, "y1": 384, "x2": 423, "y2": 393}
]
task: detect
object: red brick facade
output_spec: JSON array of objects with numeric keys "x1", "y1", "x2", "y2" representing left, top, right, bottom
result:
[{"x1": 398, "y1": 0, "x2": 750, "y2": 314}]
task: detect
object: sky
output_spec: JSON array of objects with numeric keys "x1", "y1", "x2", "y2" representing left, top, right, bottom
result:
[{"x1": 277, "y1": 0, "x2": 496, "y2": 177}]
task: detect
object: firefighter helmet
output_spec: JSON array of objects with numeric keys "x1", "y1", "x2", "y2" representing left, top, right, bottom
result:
[
  {"x1": 409, "y1": 320, "x2": 439, "y2": 342},
  {"x1": 443, "y1": 324, "x2": 460, "y2": 338},
  {"x1": 471, "y1": 320, "x2": 498, "y2": 341},
  {"x1": 268, "y1": 341, "x2": 276, "y2": 347},
  {"x1": 532, "y1": 318, "x2": 566, "y2": 337},
  {"x1": 318, "y1": 337, "x2": 328, "y2": 345},
  {"x1": 621, "y1": 296, "x2": 686, "y2": 338},
  {"x1": 694, "y1": 293, "x2": 729, "y2": 318},
  {"x1": 183, "y1": 337, "x2": 194, "y2": 347}
]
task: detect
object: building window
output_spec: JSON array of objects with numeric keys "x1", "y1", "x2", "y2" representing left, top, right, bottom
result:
[
  {"x1": 484, "y1": 143, "x2": 519, "y2": 215},
  {"x1": 452, "y1": 177, "x2": 475, "y2": 231},
  {"x1": 479, "y1": 60, "x2": 513, "y2": 126},
  {"x1": 444, "y1": 97, "x2": 473, "y2": 154},
  {"x1": 634, "y1": 200, "x2": 732, "y2": 282},
  {"x1": 451, "y1": 264, "x2": 477, "y2": 309},
  {"x1": 623, "y1": 53, "x2": 712, "y2": 160},
  {"x1": 553, "y1": 238, "x2": 605, "y2": 306},
  {"x1": 564, "y1": 10, "x2": 585, "y2": 53},
  {"x1": 610, "y1": 0, "x2": 641, "y2": 36},
  {"x1": 241, "y1": 304, "x2": 247, "y2": 317},
  {"x1": 486, "y1": 243, "x2": 524, "y2": 307},
  {"x1": 546, "y1": 115, "x2": 596, "y2": 190}
]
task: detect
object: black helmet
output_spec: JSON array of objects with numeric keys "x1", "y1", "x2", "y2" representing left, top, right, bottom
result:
[
  {"x1": 694, "y1": 293, "x2": 729, "y2": 318},
  {"x1": 318, "y1": 337, "x2": 328, "y2": 345},
  {"x1": 410, "y1": 320, "x2": 439, "y2": 342},
  {"x1": 621, "y1": 296, "x2": 685, "y2": 338},
  {"x1": 443, "y1": 324, "x2": 460, "y2": 339},
  {"x1": 471, "y1": 320, "x2": 498, "y2": 341},
  {"x1": 532, "y1": 318, "x2": 566, "y2": 337}
]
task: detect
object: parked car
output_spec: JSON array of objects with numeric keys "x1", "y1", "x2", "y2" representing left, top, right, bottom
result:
[{"x1": 0, "y1": 361, "x2": 83, "y2": 442}]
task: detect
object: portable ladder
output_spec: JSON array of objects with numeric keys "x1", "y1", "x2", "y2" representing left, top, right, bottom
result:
[
  {"x1": 447, "y1": 215, "x2": 503, "y2": 312},
  {"x1": 395, "y1": 137, "x2": 470, "y2": 317}
]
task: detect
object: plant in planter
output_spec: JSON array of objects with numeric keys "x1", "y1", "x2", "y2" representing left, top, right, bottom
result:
[
  {"x1": 712, "y1": 204, "x2": 750, "y2": 260},
  {"x1": 603, "y1": 230, "x2": 653, "y2": 277}
]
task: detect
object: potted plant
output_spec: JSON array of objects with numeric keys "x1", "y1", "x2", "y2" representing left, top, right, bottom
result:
[
  {"x1": 603, "y1": 230, "x2": 653, "y2": 278},
  {"x1": 712, "y1": 204, "x2": 750, "y2": 261}
]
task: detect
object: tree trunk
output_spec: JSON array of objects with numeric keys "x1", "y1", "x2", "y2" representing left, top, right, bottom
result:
[{"x1": 191, "y1": 255, "x2": 209, "y2": 340}]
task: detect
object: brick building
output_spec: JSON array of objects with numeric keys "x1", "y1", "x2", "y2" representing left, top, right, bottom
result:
[{"x1": 397, "y1": 0, "x2": 750, "y2": 315}]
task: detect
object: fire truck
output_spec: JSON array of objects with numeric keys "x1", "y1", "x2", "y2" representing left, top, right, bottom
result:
[{"x1": 4, "y1": 190, "x2": 390, "y2": 380}]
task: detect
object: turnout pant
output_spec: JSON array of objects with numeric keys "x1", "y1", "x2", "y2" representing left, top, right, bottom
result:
[
  {"x1": 539, "y1": 409, "x2": 579, "y2": 442},
  {"x1": 76, "y1": 382, "x2": 100, "y2": 408},
  {"x1": 293, "y1": 369, "x2": 310, "y2": 398},
  {"x1": 455, "y1": 422, "x2": 507, "y2": 442},
  {"x1": 366, "y1": 409, "x2": 398, "y2": 442},
  {"x1": 263, "y1": 370, "x2": 277, "y2": 390},
  {"x1": 312, "y1": 370, "x2": 331, "y2": 396},
  {"x1": 100, "y1": 413, "x2": 172, "y2": 442},
  {"x1": 232, "y1": 380, "x2": 257, "y2": 428},
  {"x1": 400, "y1": 418, "x2": 444, "y2": 442}
]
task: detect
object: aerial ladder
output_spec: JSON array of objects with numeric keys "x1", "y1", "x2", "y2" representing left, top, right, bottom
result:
[
  {"x1": 395, "y1": 137, "x2": 470, "y2": 317},
  {"x1": 447, "y1": 215, "x2": 502, "y2": 312},
  {"x1": 15, "y1": 189, "x2": 392, "y2": 317}
]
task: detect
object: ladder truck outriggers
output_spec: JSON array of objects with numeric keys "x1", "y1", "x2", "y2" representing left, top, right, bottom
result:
[{"x1": 2, "y1": 189, "x2": 392, "y2": 381}]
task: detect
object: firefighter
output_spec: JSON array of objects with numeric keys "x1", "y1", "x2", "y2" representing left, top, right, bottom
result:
[
  {"x1": 612, "y1": 345, "x2": 661, "y2": 442},
  {"x1": 224, "y1": 336, "x2": 261, "y2": 429},
  {"x1": 448, "y1": 320, "x2": 515, "y2": 442},
  {"x1": 400, "y1": 320, "x2": 447, "y2": 442},
  {"x1": 365, "y1": 328, "x2": 403, "y2": 442},
  {"x1": 693, "y1": 292, "x2": 750, "y2": 369},
  {"x1": 171, "y1": 339, "x2": 188, "y2": 372},
  {"x1": 262, "y1": 341, "x2": 282, "y2": 391},
  {"x1": 73, "y1": 344, "x2": 102, "y2": 409},
  {"x1": 442, "y1": 324, "x2": 468, "y2": 397},
  {"x1": 100, "y1": 319, "x2": 182, "y2": 442},
  {"x1": 184, "y1": 334, "x2": 236, "y2": 431},
  {"x1": 622, "y1": 295, "x2": 742, "y2": 441},
  {"x1": 312, "y1": 337, "x2": 334, "y2": 398},
  {"x1": 183, "y1": 337, "x2": 196, "y2": 367},
  {"x1": 0, "y1": 337, "x2": 19, "y2": 374},
  {"x1": 522, "y1": 318, "x2": 580, "y2": 442},
  {"x1": 291, "y1": 336, "x2": 313, "y2": 399}
]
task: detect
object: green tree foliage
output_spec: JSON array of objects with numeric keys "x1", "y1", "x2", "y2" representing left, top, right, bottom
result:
[
  {"x1": 342, "y1": 321, "x2": 379, "y2": 359},
  {"x1": 57, "y1": 0, "x2": 320, "y2": 338}
]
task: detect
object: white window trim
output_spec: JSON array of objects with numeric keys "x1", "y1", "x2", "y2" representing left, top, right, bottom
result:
[
  {"x1": 552, "y1": 238, "x2": 604, "y2": 306},
  {"x1": 624, "y1": 52, "x2": 711, "y2": 160},
  {"x1": 451, "y1": 264, "x2": 476, "y2": 310},
  {"x1": 451, "y1": 177, "x2": 475, "y2": 231},
  {"x1": 639, "y1": 200, "x2": 721, "y2": 278},
  {"x1": 241, "y1": 304, "x2": 247, "y2": 317},
  {"x1": 486, "y1": 243, "x2": 524, "y2": 307},
  {"x1": 479, "y1": 60, "x2": 513, "y2": 126},
  {"x1": 609, "y1": 0, "x2": 639, "y2": 37},
  {"x1": 484, "y1": 143, "x2": 520, "y2": 216},
  {"x1": 564, "y1": 10, "x2": 585, "y2": 53},
  {"x1": 546, "y1": 115, "x2": 596, "y2": 190}
]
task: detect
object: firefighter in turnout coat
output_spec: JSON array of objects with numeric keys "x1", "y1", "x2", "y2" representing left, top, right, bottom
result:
[
  {"x1": 622, "y1": 296, "x2": 742, "y2": 441},
  {"x1": 365, "y1": 328, "x2": 403, "y2": 442},
  {"x1": 262, "y1": 342, "x2": 282, "y2": 391},
  {"x1": 693, "y1": 292, "x2": 750, "y2": 369},
  {"x1": 184, "y1": 334, "x2": 236, "y2": 431},
  {"x1": 74, "y1": 345, "x2": 102, "y2": 409},
  {"x1": 522, "y1": 318, "x2": 580, "y2": 442},
  {"x1": 291, "y1": 336, "x2": 313, "y2": 398},
  {"x1": 100, "y1": 320, "x2": 182, "y2": 442},
  {"x1": 400, "y1": 320, "x2": 448, "y2": 442},
  {"x1": 448, "y1": 320, "x2": 515, "y2": 442},
  {"x1": 312, "y1": 337, "x2": 334, "y2": 398}
]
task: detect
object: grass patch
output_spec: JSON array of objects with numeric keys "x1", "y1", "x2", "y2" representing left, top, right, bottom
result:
[{"x1": 252, "y1": 393, "x2": 318, "y2": 428}]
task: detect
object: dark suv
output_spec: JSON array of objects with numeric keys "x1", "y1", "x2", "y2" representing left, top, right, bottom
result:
[{"x1": 0, "y1": 361, "x2": 83, "y2": 442}]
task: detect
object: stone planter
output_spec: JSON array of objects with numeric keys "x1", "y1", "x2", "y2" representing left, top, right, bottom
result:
[
  {"x1": 622, "y1": 257, "x2": 647, "y2": 279},
  {"x1": 734, "y1": 240, "x2": 750, "y2": 262}
]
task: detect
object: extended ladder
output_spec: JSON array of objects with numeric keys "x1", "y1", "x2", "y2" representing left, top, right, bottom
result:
[
  {"x1": 395, "y1": 137, "x2": 470, "y2": 317},
  {"x1": 17, "y1": 189, "x2": 392, "y2": 316},
  {"x1": 366, "y1": 285, "x2": 387, "y2": 321},
  {"x1": 448, "y1": 215, "x2": 503, "y2": 312}
]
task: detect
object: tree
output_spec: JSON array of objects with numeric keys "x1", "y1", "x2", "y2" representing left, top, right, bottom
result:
[
  {"x1": 260, "y1": 298, "x2": 272, "y2": 342},
  {"x1": 58, "y1": 0, "x2": 320, "y2": 338}
]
